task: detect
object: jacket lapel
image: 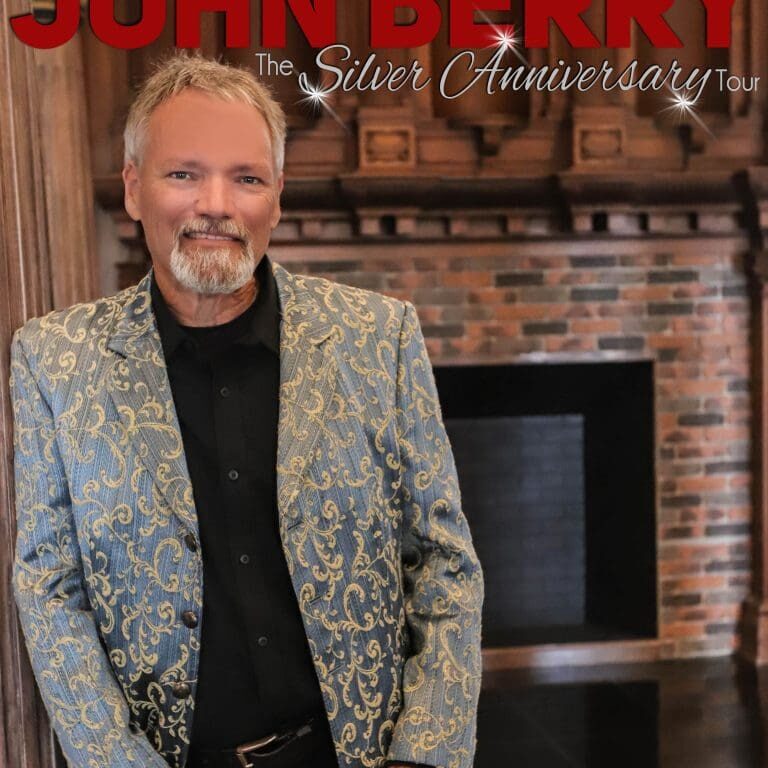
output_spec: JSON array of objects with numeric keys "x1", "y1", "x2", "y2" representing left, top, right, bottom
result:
[
  {"x1": 103, "y1": 263, "x2": 336, "y2": 536},
  {"x1": 105, "y1": 274, "x2": 198, "y2": 535},
  {"x1": 272, "y1": 264, "x2": 337, "y2": 525}
]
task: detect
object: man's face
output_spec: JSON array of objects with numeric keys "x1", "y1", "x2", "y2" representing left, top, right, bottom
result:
[{"x1": 123, "y1": 88, "x2": 283, "y2": 295}]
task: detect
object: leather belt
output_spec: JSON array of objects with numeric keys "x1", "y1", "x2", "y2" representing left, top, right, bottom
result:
[{"x1": 188, "y1": 718, "x2": 315, "y2": 768}]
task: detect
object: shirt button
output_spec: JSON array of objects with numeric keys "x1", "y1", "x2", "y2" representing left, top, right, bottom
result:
[
  {"x1": 257, "y1": 636, "x2": 269, "y2": 647},
  {"x1": 239, "y1": 554, "x2": 250, "y2": 565},
  {"x1": 183, "y1": 533, "x2": 198, "y2": 552},
  {"x1": 220, "y1": 386, "x2": 231, "y2": 398},
  {"x1": 228, "y1": 469, "x2": 239, "y2": 481},
  {"x1": 182, "y1": 610, "x2": 198, "y2": 629},
  {"x1": 171, "y1": 682, "x2": 191, "y2": 699}
]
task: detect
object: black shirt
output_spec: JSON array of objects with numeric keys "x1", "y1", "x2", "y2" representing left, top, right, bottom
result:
[{"x1": 151, "y1": 256, "x2": 327, "y2": 749}]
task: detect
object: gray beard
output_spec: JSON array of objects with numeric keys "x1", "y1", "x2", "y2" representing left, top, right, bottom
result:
[{"x1": 169, "y1": 240, "x2": 257, "y2": 295}]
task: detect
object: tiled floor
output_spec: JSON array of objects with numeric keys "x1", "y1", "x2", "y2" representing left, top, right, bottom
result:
[{"x1": 477, "y1": 658, "x2": 767, "y2": 767}]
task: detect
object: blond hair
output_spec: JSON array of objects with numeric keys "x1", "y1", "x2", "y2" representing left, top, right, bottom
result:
[{"x1": 124, "y1": 54, "x2": 287, "y2": 172}]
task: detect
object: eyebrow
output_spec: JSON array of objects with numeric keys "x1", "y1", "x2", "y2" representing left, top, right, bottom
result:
[{"x1": 163, "y1": 159, "x2": 271, "y2": 174}]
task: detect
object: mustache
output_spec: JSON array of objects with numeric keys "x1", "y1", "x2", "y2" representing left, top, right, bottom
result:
[{"x1": 175, "y1": 218, "x2": 249, "y2": 243}]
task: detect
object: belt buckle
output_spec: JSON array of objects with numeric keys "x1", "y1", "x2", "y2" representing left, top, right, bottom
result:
[{"x1": 234, "y1": 733, "x2": 279, "y2": 768}]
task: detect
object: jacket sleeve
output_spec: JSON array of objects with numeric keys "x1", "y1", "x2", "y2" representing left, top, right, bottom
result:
[
  {"x1": 10, "y1": 331, "x2": 168, "y2": 768},
  {"x1": 385, "y1": 303, "x2": 484, "y2": 768}
]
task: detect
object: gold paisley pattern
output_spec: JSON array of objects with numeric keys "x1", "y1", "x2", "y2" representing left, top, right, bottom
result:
[{"x1": 11, "y1": 263, "x2": 483, "y2": 768}]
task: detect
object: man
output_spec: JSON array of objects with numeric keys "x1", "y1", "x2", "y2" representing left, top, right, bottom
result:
[{"x1": 11, "y1": 55, "x2": 483, "y2": 768}]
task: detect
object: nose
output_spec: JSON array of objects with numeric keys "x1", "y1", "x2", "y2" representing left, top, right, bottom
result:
[{"x1": 194, "y1": 175, "x2": 234, "y2": 219}]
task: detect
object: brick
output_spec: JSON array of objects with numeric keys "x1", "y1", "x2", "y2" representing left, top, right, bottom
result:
[
  {"x1": 705, "y1": 461, "x2": 750, "y2": 475},
  {"x1": 676, "y1": 476, "x2": 728, "y2": 493},
  {"x1": 661, "y1": 575, "x2": 727, "y2": 591},
  {"x1": 662, "y1": 593, "x2": 701, "y2": 606},
  {"x1": 704, "y1": 523, "x2": 751, "y2": 537},
  {"x1": 662, "y1": 622, "x2": 706, "y2": 638},
  {"x1": 496, "y1": 304, "x2": 565, "y2": 322},
  {"x1": 413, "y1": 287, "x2": 465, "y2": 305},
  {"x1": 661, "y1": 494, "x2": 702, "y2": 508},
  {"x1": 668, "y1": 253, "x2": 721, "y2": 266},
  {"x1": 622, "y1": 285, "x2": 675, "y2": 302},
  {"x1": 495, "y1": 272, "x2": 543, "y2": 287},
  {"x1": 386, "y1": 272, "x2": 436, "y2": 290},
  {"x1": 672, "y1": 285, "x2": 720, "y2": 300},
  {"x1": 421, "y1": 324, "x2": 464, "y2": 339},
  {"x1": 662, "y1": 526, "x2": 696, "y2": 539},
  {"x1": 598, "y1": 303, "x2": 644, "y2": 318},
  {"x1": 520, "y1": 287, "x2": 570, "y2": 303},
  {"x1": 704, "y1": 559, "x2": 750, "y2": 572},
  {"x1": 571, "y1": 287, "x2": 619, "y2": 302},
  {"x1": 545, "y1": 336, "x2": 595, "y2": 353},
  {"x1": 619, "y1": 253, "x2": 668, "y2": 267},
  {"x1": 659, "y1": 380, "x2": 725, "y2": 397},
  {"x1": 570, "y1": 255, "x2": 616, "y2": 268},
  {"x1": 467, "y1": 288, "x2": 509, "y2": 305},
  {"x1": 442, "y1": 305, "x2": 495, "y2": 323},
  {"x1": 550, "y1": 270, "x2": 599, "y2": 286},
  {"x1": 571, "y1": 319, "x2": 621, "y2": 335},
  {"x1": 522, "y1": 321, "x2": 568, "y2": 336},
  {"x1": 678, "y1": 413, "x2": 725, "y2": 427},
  {"x1": 705, "y1": 622, "x2": 738, "y2": 635},
  {"x1": 443, "y1": 271, "x2": 493, "y2": 288},
  {"x1": 703, "y1": 590, "x2": 747, "y2": 604},
  {"x1": 528, "y1": 256, "x2": 570, "y2": 269},
  {"x1": 649, "y1": 302, "x2": 695, "y2": 316},
  {"x1": 598, "y1": 336, "x2": 644, "y2": 351},
  {"x1": 648, "y1": 270, "x2": 699, "y2": 283}
]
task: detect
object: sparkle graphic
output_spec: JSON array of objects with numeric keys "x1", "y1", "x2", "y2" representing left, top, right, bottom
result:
[
  {"x1": 477, "y1": 8, "x2": 530, "y2": 67},
  {"x1": 661, "y1": 86, "x2": 715, "y2": 139},
  {"x1": 296, "y1": 72, "x2": 347, "y2": 130}
]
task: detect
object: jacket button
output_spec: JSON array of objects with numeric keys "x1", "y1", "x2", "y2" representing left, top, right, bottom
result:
[
  {"x1": 172, "y1": 682, "x2": 191, "y2": 699},
  {"x1": 182, "y1": 610, "x2": 198, "y2": 629},
  {"x1": 183, "y1": 533, "x2": 198, "y2": 552}
]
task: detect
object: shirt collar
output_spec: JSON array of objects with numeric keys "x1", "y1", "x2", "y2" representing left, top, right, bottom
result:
[{"x1": 151, "y1": 254, "x2": 280, "y2": 360}]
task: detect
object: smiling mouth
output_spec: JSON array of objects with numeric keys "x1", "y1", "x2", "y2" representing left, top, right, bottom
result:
[{"x1": 183, "y1": 231, "x2": 242, "y2": 243}]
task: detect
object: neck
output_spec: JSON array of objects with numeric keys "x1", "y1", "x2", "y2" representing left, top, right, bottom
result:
[{"x1": 153, "y1": 267, "x2": 258, "y2": 327}]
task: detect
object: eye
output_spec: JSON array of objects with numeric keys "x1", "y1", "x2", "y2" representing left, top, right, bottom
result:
[
  {"x1": 240, "y1": 176, "x2": 262, "y2": 185},
  {"x1": 168, "y1": 171, "x2": 193, "y2": 180}
]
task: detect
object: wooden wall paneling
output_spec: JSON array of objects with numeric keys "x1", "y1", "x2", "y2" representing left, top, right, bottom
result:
[
  {"x1": 749, "y1": 0, "x2": 768, "y2": 163},
  {"x1": 0, "y1": 1, "x2": 56, "y2": 766},
  {"x1": 127, "y1": 0, "x2": 177, "y2": 90},
  {"x1": 730, "y1": 0, "x2": 750, "y2": 116},
  {"x1": 33, "y1": 38, "x2": 100, "y2": 308},
  {"x1": 82, "y1": 30, "x2": 131, "y2": 177},
  {"x1": 1, "y1": 3, "x2": 100, "y2": 765}
]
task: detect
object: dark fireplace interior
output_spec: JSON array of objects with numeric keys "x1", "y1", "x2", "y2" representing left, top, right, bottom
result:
[{"x1": 434, "y1": 362, "x2": 657, "y2": 647}]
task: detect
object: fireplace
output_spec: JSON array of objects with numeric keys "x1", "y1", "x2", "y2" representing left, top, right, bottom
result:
[{"x1": 436, "y1": 362, "x2": 657, "y2": 647}]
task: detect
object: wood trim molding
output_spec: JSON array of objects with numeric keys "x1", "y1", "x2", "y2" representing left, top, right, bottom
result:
[
  {"x1": 739, "y1": 167, "x2": 768, "y2": 664},
  {"x1": 482, "y1": 639, "x2": 676, "y2": 672}
]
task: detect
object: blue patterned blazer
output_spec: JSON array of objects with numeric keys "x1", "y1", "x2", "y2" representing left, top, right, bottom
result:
[{"x1": 11, "y1": 263, "x2": 483, "y2": 768}]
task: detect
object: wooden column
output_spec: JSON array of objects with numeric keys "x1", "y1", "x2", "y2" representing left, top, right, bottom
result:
[
  {"x1": 0, "y1": 2, "x2": 99, "y2": 765},
  {"x1": 740, "y1": 168, "x2": 768, "y2": 665}
]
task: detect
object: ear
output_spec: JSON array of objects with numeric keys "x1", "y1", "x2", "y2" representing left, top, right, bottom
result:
[
  {"x1": 123, "y1": 162, "x2": 142, "y2": 222},
  {"x1": 270, "y1": 173, "x2": 284, "y2": 230}
]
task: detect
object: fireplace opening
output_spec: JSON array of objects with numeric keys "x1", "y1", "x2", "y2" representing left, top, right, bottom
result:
[{"x1": 434, "y1": 362, "x2": 657, "y2": 647}]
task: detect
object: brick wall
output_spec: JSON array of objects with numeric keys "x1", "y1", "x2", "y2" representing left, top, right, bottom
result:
[{"x1": 275, "y1": 232, "x2": 752, "y2": 659}]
